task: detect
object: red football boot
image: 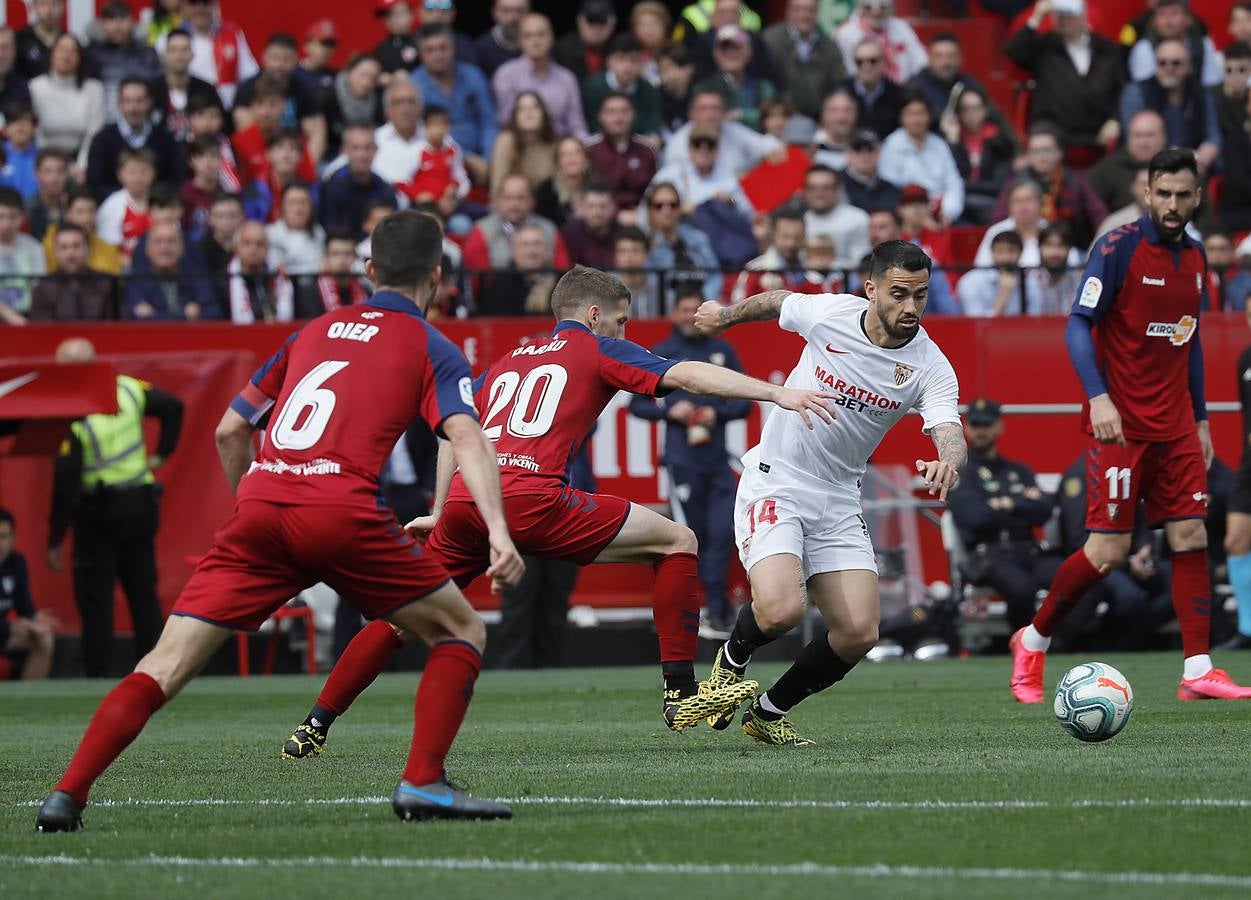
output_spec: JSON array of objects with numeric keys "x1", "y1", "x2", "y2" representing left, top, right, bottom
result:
[{"x1": 1009, "y1": 627, "x2": 1046, "y2": 704}]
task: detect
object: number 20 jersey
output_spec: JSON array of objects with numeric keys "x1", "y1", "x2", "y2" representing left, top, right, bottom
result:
[
  {"x1": 229, "y1": 292, "x2": 478, "y2": 507},
  {"x1": 447, "y1": 319, "x2": 677, "y2": 500}
]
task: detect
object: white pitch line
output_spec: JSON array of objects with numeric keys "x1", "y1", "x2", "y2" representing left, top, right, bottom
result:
[
  {"x1": 2, "y1": 854, "x2": 1249, "y2": 889},
  {"x1": 15, "y1": 795, "x2": 1251, "y2": 811}
]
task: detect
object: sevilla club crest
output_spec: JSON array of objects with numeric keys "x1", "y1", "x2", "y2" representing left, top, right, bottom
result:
[{"x1": 894, "y1": 363, "x2": 914, "y2": 386}]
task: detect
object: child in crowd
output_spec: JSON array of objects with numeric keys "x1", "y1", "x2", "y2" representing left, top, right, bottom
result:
[
  {"x1": 397, "y1": 106, "x2": 468, "y2": 219},
  {"x1": 96, "y1": 146, "x2": 156, "y2": 262},
  {"x1": 0, "y1": 104, "x2": 40, "y2": 201},
  {"x1": 180, "y1": 135, "x2": 221, "y2": 234}
]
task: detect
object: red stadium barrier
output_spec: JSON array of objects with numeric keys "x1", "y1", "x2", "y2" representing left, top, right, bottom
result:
[{"x1": 3, "y1": 314, "x2": 1247, "y2": 635}]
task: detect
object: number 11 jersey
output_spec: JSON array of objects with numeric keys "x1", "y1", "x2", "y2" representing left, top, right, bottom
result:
[{"x1": 447, "y1": 319, "x2": 677, "y2": 500}]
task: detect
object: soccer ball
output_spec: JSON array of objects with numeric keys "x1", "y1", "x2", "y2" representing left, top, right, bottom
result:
[{"x1": 1053, "y1": 662, "x2": 1134, "y2": 743}]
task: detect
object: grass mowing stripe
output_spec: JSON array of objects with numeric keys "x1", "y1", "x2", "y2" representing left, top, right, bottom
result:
[
  {"x1": 4, "y1": 854, "x2": 1251, "y2": 888},
  {"x1": 16, "y1": 796, "x2": 1251, "y2": 810}
]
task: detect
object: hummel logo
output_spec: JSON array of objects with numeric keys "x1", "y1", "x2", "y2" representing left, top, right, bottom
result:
[
  {"x1": 825, "y1": 344, "x2": 849, "y2": 354},
  {"x1": 0, "y1": 371, "x2": 38, "y2": 399},
  {"x1": 361, "y1": 311, "x2": 383, "y2": 319},
  {"x1": 1142, "y1": 276, "x2": 1166, "y2": 287},
  {"x1": 1194, "y1": 492, "x2": 1207, "y2": 503}
]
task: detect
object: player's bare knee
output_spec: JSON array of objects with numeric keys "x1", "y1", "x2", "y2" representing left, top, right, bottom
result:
[
  {"x1": 752, "y1": 594, "x2": 804, "y2": 635},
  {"x1": 1168, "y1": 519, "x2": 1208, "y2": 553},
  {"x1": 836, "y1": 622, "x2": 879, "y2": 661},
  {"x1": 453, "y1": 614, "x2": 487, "y2": 652},
  {"x1": 1085, "y1": 536, "x2": 1130, "y2": 571},
  {"x1": 1226, "y1": 533, "x2": 1251, "y2": 557},
  {"x1": 668, "y1": 523, "x2": 698, "y2": 556}
]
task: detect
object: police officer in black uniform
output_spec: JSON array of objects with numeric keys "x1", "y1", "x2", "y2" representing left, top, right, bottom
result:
[
  {"x1": 629, "y1": 285, "x2": 752, "y2": 634},
  {"x1": 946, "y1": 398, "x2": 1063, "y2": 631}
]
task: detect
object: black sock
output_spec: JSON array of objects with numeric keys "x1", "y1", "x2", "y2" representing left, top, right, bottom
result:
[
  {"x1": 306, "y1": 705, "x2": 337, "y2": 732},
  {"x1": 725, "y1": 604, "x2": 774, "y2": 671},
  {"x1": 762, "y1": 631, "x2": 856, "y2": 716},
  {"x1": 662, "y1": 661, "x2": 697, "y2": 698}
]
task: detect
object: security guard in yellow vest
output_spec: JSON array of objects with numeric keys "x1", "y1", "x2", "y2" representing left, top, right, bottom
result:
[
  {"x1": 46, "y1": 338, "x2": 183, "y2": 677},
  {"x1": 675, "y1": 0, "x2": 762, "y2": 40}
]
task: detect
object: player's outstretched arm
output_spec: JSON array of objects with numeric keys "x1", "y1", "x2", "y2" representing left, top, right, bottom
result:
[
  {"x1": 693, "y1": 290, "x2": 789, "y2": 335},
  {"x1": 441, "y1": 413, "x2": 525, "y2": 590},
  {"x1": 914, "y1": 421, "x2": 967, "y2": 502},
  {"x1": 661, "y1": 360, "x2": 836, "y2": 430},
  {"x1": 214, "y1": 407, "x2": 255, "y2": 494}
]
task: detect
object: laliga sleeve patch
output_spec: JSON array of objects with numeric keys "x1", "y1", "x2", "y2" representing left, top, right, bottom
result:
[
  {"x1": 458, "y1": 377, "x2": 474, "y2": 407},
  {"x1": 1078, "y1": 276, "x2": 1103, "y2": 308}
]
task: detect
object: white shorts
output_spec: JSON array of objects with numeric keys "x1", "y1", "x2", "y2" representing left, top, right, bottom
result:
[{"x1": 733, "y1": 458, "x2": 878, "y2": 579}]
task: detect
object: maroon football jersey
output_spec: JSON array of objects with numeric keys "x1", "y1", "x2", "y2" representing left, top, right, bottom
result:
[
  {"x1": 230, "y1": 292, "x2": 476, "y2": 507},
  {"x1": 1072, "y1": 215, "x2": 1208, "y2": 441}
]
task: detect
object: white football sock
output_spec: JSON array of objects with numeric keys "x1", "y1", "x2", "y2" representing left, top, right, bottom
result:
[
  {"x1": 1020, "y1": 624, "x2": 1051, "y2": 653},
  {"x1": 1183, "y1": 654, "x2": 1213, "y2": 680},
  {"x1": 758, "y1": 692, "x2": 787, "y2": 716}
]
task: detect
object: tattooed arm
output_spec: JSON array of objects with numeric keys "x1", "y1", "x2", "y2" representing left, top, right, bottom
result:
[
  {"x1": 915, "y1": 421, "x2": 966, "y2": 502},
  {"x1": 692, "y1": 290, "x2": 790, "y2": 335}
]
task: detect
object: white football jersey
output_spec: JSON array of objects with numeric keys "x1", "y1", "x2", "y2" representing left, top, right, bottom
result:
[{"x1": 748, "y1": 292, "x2": 961, "y2": 502}]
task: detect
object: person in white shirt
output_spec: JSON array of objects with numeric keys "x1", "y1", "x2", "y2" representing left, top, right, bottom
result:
[
  {"x1": 371, "y1": 80, "x2": 426, "y2": 185},
  {"x1": 662, "y1": 87, "x2": 784, "y2": 174},
  {"x1": 691, "y1": 240, "x2": 965, "y2": 745},
  {"x1": 651, "y1": 123, "x2": 754, "y2": 215},
  {"x1": 879, "y1": 93, "x2": 964, "y2": 224},
  {"x1": 800, "y1": 163, "x2": 870, "y2": 270},
  {"x1": 265, "y1": 183, "x2": 326, "y2": 277},
  {"x1": 836, "y1": 0, "x2": 927, "y2": 84},
  {"x1": 158, "y1": 0, "x2": 258, "y2": 109},
  {"x1": 958, "y1": 229, "x2": 1024, "y2": 317},
  {"x1": 975, "y1": 180, "x2": 1083, "y2": 268}
]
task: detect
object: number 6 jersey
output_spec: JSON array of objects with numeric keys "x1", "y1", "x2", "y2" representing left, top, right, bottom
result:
[
  {"x1": 228, "y1": 292, "x2": 478, "y2": 506},
  {"x1": 447, "y1": 319, "x2": 677, "y2": 500}
]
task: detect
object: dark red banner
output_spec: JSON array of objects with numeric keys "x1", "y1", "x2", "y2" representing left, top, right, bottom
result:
[{"x1": 2, "y1": 314, "x2": 1247, "y2": 632}]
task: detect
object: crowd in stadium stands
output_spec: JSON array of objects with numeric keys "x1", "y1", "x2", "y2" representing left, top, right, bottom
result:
[{"x1": 0, "y1": 0, "x2": 1247, "y2": 327}]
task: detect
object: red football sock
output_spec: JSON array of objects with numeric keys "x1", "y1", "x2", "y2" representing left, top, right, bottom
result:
[
  {"x1": 55, "y1": 672, "x2": 167, "y2": 806},
  {"x1": 652, "y1": 552, "x2": 700, "y2": 663},
  {"x1": 315, "y1": 620, "x2": 403, "y2": 716},
  {"x1": 402, "y1": 640, "x2": 481, "y2": 786},
  {"x1": 1171, "y1": 548, "x2": 1211, "y2": 659},
  {"x1": 1032, "y1": 549, "x2": 1105, "y2": 637}
]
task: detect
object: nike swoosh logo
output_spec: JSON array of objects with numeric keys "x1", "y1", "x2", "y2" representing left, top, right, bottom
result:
[
  {"x1": 0, "y1": 372, "x2": 38, "y2": 399},
  {"x1": 825, "y1": 344, "x2": 849, "y2": 354},
  {"x1": 397, "y1": 785, "x2": 456, "y2": 807}
]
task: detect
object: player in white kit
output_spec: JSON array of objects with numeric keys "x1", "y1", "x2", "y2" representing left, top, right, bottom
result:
[{"x1": 693, "y1": 241, "x2": 967, "y2": 745}]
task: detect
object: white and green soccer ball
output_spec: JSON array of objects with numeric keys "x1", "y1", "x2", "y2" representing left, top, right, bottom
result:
[{"x1": 1053, "y1": 662, "x2": 1134, "y2": 743}]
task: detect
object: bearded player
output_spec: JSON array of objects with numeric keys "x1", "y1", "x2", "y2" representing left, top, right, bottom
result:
[
  {"x1": 36, "y1": 211, "x2": 526, "y2": 831},
  {"x1": 692, "y1": 240, "x2": 966, "y2": 745},
  {"x1": 279, "y1": 265, "x2": 839, "y2": 759},
  {"x1": 1010, "y1": 148, "x2": 1251, "y2": 703}
]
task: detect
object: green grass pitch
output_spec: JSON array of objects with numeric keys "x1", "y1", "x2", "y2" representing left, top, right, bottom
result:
[{"x1": 2, "y1": 653, "x2": 1250, "y2": 899}]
